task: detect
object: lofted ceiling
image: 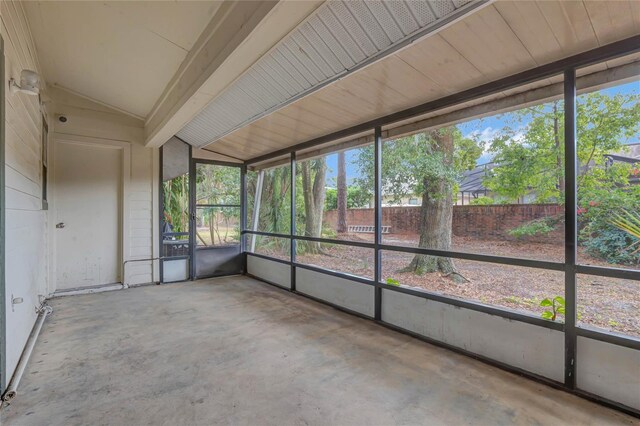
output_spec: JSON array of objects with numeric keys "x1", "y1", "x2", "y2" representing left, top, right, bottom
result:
[
  {"x1": 184, "y1": 0, "x2": 640, "y2": 161},
  {"x1": 23, "y1": 1, "x2": 222, "y2": 118},
  {"x1": 176, "y1": 0, "x2": 485, "y2": 147}
]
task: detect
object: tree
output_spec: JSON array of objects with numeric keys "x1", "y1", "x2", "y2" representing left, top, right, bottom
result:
[
  {"x1": 324, "y1": 186, "x2": 372, "y2": 210},
  {"x1": 300, "y1": 159, "x2": 327, "y2": 253},
  {"x1": 486, "y1": 92, "x2": 639, "y2": 203},
  {"x1": 485, "y1": 90, "x2": 639, "y2": 266},
  {"x1": 355, "y1": 127, "x2": 480, "y2": 281},
  {"x1": 257, "y1": 166, "x2": 291, "y2": 234},
  {"x1": 337, "y1": 151, "x2": 347, "y2": 233},
  {"x1": 163, "y1": 173, "x2": 189, "y2": 233}
]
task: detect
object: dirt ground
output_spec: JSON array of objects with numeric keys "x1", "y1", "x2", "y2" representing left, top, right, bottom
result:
[{"x1": 293, "y1": 233, "x2": 640, "y2": 338}]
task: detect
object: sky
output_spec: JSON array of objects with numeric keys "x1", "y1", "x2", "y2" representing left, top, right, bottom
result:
[{"x1": 323, "y1": 80, "x2": 639, "y2": 187}]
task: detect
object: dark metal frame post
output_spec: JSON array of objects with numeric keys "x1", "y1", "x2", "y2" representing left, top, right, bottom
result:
[
  {"x1": 290, "y1": 153, "x2": 297, "y2": 291},
  {"x1": 564, "y1": 68, "x2": 578, "y2": 389},
  {"x1": 188, "y1": 146, "x2": 196, "y2": 280},
  {"x1": 240, "y1": 163, "x2": 247, "y2": 273},
  {"x1": 158, "y1": 146, "x2": 164, "y2": 283},
  {"x1": 374, "y1": 126, "x2": 382, "y2": 320}
]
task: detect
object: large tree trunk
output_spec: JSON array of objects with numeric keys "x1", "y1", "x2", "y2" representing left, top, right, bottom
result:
[
  {"x1": 402, "y1": 129, "x2": 466, "y2": 283},
  {"x1": 337, "y1": 151, "x2": 347, "y2": 234},
  {"x1": 301, "y1": 159, "x2": 327, "y2": 253}
]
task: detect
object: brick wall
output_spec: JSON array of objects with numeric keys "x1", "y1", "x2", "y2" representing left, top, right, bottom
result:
[{"x1": 324, "y1": 204, "x2": 564, "y2": 242}]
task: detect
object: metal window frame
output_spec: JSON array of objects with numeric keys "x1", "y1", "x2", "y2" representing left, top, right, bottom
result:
[
  {"x1": 238, "y1": 36, "x2": 640, "y2": 418},
  {"x1": 159, "y1": 141, "x2": 193, "y2": 283}
]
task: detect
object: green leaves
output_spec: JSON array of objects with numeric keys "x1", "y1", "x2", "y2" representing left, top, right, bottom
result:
[
  {"x1": 540, "y1": 296, "x2": 566, "y2": 321},
  {"x1": 508, "y1": 218, "x2": 555, "y2": 239},
  {"x1": 354, "y1": 127, "x2": 481, "y2": 203},
  {"x1": 610, "y1": 209, "x2": 640, "y2": 254},
  {"x1": 541, "y1": 311, "x2": 554, "y2": 320},
  {"x1": 486, "y1": 90, "x2": 639, "y2": 204},
  {"x1": 540, "y1": 298, "x2": 553, "y2": 307},
  {"x1": 386, "y1": 278, "x2": 400, "y2": 286}
]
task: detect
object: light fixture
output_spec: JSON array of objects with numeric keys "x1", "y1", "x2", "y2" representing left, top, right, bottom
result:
[{"x1": 9, "y1": 69, "x2": 40, "y2": 96}]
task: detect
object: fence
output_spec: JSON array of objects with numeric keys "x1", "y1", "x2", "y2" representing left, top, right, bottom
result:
[{"x1": 323, "y1": 204, "x2": 564, "y2": 243}]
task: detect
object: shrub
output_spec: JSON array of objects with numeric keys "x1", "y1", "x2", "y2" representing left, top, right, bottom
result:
[
  {"x1": 469, "y1": 196, "x2": 494, "y2": 205},
  {"x1": 583, "y1": 226, "x2": 639, "y2": 266},
  {"x1": 508, "y1": 218, "x2": 555, "y2": 238},
  {"x1": 578, "y1": 186, "x2": 640, "y2": 266}
]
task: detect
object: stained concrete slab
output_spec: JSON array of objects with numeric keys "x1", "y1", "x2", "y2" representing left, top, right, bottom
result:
[{"x1": 1, "y1": 276, "x2": 637, "y2": 425}]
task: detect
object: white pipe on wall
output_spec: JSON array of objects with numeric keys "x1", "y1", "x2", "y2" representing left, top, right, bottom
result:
[{"x1": 2, "y1": 305, "x2": 53, "y2": 403}]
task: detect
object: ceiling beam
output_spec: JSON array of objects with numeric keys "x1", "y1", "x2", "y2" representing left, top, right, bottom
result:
[{"x1": 144, "y1": 0, "x2": 323, "y2": 148}]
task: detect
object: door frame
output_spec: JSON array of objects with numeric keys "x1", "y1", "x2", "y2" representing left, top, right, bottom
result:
[
  {"x1": 189, "y1": 158, "x2": 244, "y2": 279},
  {"x1": 49, "y1": 135, "x2": 131, "y2": 292},
  {"x1": 0, "y1": 33, "x2": 7, "y2": 393}
]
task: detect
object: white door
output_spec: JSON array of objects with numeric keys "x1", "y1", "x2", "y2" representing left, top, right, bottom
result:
[{"x1": 54, "y1": 141, "x2": 121, "y2": 290}]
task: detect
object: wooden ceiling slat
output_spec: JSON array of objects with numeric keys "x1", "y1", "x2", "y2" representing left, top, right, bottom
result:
[
  {"x1": 584, "y1": 1, "x2": 636, "y2": 46},
  {"x1": 395, "y1": 34, "x2": 484, "y2": 94},
  {"x1": 260, "y1": 112, "x2": 321, "y2": 138},
  {"x1": 275, "y1": 106, "x2": 347, "y2": 132},
  {"x1": 364, "y1": 56, "x2": 441, "y2": 97},
  {"x1": 493, "y1": 1, "x2": 561, "y2": 65},
  {"x1": 222, "y1": 131, "x2": 282, "y2": 151},
  {"x1": 536, "y1": 1, "x2": 599, "y2": 53},
  {"x1": 438, "y1": 5, "x2": 537, "y2": 80},
  {"x1": 207, "y1": 1, "x2": 639, "y2": 161}
]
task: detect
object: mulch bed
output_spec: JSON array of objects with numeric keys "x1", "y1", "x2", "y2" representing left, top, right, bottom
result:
[{"x1": 294, "y1": 233, "x2": 640, "y2": 338}]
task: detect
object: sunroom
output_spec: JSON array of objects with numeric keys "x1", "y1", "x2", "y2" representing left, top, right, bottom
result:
[{"x1": 1, "y1": 0, "x2": 639, "y2": 424}]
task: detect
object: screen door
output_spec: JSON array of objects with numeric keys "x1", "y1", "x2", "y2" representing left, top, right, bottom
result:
[{"x1": 191, "y1": 161, "x2": 243, "y2": 278}]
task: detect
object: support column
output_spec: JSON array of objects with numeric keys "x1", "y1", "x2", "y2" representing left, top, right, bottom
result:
[
  {"x1": 564, "y1": 68, "x2": 578, "y2": 389},
  {"x1": 290, "y1": 153, "x2": 297, "y2": 291},
  {"x1": 374, "y1": 126, "x2": 382, "y2": 320},
  {"x1": 240, "y1": 164, "x2": 247, "y2": 273}
]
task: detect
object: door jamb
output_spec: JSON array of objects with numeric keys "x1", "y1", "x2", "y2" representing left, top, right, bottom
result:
[{"x1": 0, "y1": 33, "x2": 7, "y2": 394}]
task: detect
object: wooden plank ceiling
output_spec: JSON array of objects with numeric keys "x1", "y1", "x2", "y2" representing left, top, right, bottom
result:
[{"x1": 203, "y1": 0, "x2": 640, "y2": 161}]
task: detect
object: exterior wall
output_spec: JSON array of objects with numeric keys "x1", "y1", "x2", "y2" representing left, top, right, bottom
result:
[
  {"x1": 381, "y1": 289, "x2": 565, "y2": 382},
  {"x1": 1, "y1": 1, "x2": 159, "y2": 385},
  {"x1": 1, "y1": 0, "x2": 48, "y2": 384},
  {"x1": 577, "y1": 337, "x2": 640, "y2": 410},
  {"x1": 296, "y1": 267, "x2": 375, "y2": 317},
  {"x1": 50, "y1": 87, "x2": 157, "y2": 288},
  {"x1": 247, "y1": 255, "x2": 291, "y2": 289},
  {"x1": 324, "y1": 204, "x2": 564, "y2": 242}
]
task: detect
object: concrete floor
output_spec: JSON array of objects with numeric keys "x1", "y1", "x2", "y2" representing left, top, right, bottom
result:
[{"x1": 1, "y1": 276, "x2": 637, "y2": 425}]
